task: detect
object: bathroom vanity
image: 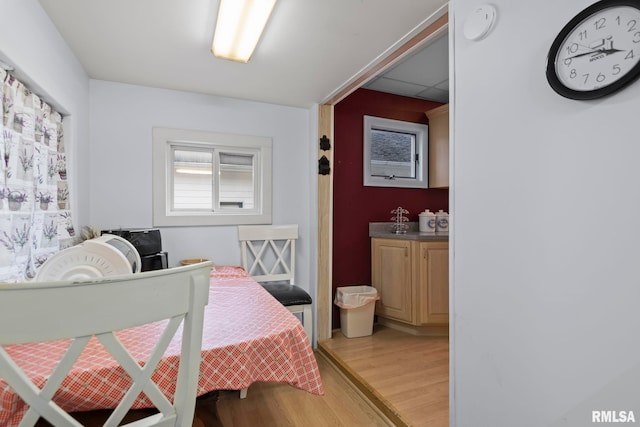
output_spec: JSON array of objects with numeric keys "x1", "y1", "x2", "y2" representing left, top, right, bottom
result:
[{"x1": 370, "y1": 222, "x2": 449, "y2": 335}]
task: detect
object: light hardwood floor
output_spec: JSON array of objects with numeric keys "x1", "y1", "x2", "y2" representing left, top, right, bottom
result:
[
  {"x1": 54, "y1": 326, "x2": 446, "y2": 426},
  {"x1": 318, "y1": 325, "x2": 449, "y2": 427},
  {"x1": 215, "y1": 351, "x2": 393, "y2": 426},
  {"x1": 216, "y1": 323, "x2": 450, "y2": 426}
]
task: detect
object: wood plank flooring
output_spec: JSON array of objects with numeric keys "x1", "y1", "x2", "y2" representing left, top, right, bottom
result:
[
  {"x1": 215, "y1": 351, "x2": 393, "y2": 426},
  {"x1": 318, "y1": 325, "x2": 449, "y2": 427},
  {"x1": 39, "y1": 326, "x2": 444, "y2": 426}
]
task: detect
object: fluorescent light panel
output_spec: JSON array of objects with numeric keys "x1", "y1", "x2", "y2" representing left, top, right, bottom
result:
[{"x1": 212, "y1": 0, "x2": 277, "y2": 63}]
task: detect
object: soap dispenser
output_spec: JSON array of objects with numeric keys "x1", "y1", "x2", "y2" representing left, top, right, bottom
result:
[{"x1": 419, "y1": 209, "x2": 437, "y2": 233}]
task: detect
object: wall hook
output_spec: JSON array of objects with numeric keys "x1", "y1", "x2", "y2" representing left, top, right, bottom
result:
[
  {"x1": 319, "y1": 155, "x2": 330, "y2": 175},
  {"x1": 320, "y1": 135, "x2": 331, "y2": 151}
]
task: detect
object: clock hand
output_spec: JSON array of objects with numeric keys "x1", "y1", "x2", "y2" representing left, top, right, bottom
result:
[
  {"x1": 600, "y1": 48, "x2": 624, "y2": 56},
  {"x1": 577, "y1": 42, "x2": 597, "y2": 50},
  {"x1": 565, "y1": 50, "x2": 600, "y2": 59},
  {"x1": 588, "y1": 39, "x2": 606, "y2": 50},
  {"x1": 565, "y1": 47, "x2": 624, "y2": 60}
]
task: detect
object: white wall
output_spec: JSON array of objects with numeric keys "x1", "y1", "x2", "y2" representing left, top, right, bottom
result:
[
  {"x1": 0, "y1": 0, "x2": 91, "y2": 226},
  {"x1": 451, "y1": 1, "x2": 640, "y2": 425},
  {"x1": 89, "y1": 80, "x2": 315, "y2": 287}
]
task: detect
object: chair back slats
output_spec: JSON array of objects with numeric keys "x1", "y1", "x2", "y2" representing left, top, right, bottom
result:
[
  {"x1": 239, "y1": 225, "x2": 297, "y2": 283},
  {"x1": 238, "y1": 224, "x2": 313, "y2": 343},
  {"x1": 99, "y1": 316, "x2": 182, "y2": 426},
  {"x1": 0, "y1": 345, "x2": 84, "y2": 427},
  {"x1": 14, "y1": 336, "x2": 89, "y2": 426},
  {"x1": 0, "y1": 261, "x2": 212, "y2": 427}
]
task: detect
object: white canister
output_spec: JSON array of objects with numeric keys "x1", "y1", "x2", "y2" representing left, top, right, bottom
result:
[
  {"x1": 419, "y1": 210, "x2": 437, "y2": 233},
  {"x1": 435, "y1": 210, "x2": 449, "y2": 233}
]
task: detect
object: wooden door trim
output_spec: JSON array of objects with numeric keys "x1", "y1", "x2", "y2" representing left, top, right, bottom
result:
[
  {"x1": 322, "y1": 12, "x2": 448, "y2": 106},
  {"x1": 317, "y1": 104, "x2": 333, "y2": 340}
]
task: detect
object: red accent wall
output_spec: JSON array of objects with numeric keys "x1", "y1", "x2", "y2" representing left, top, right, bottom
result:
[{"x1": 332, "y1": 88, "x2": 449, "y2": 327}]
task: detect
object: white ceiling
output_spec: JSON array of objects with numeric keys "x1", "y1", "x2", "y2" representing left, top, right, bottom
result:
[
  {"x1": 364, "y1": 32, "x2": 449, "y2": 103},
  {"x1": 37, "y1": 0, "x2": 449, "y2": 108}
]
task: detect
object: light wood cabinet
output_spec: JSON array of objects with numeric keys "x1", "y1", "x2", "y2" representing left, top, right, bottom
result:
[
  {"x1": 371, "y1": 238, "x2": 449, "y2": 328},
  {"x1": 416, "y1": 241, "x2": 449, "y2": 324},
  {"x1": 371, "y1": 238, "x2": 413, "y2": 323},
  {"x1": 425, "y1": 104, "x2": 449, "y2": 188}
]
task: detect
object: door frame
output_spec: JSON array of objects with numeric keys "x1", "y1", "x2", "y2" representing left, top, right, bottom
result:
[{"x1": 316, "y1": 7, "x2": 449, "y2": 340}]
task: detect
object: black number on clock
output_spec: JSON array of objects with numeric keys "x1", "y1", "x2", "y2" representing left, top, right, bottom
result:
[
  {"x1": 595, "y1": 17, "x2": 606, "y2": 29},
  {"x1": 566, "y1": 43, "x2": 579, "y2": 55}
]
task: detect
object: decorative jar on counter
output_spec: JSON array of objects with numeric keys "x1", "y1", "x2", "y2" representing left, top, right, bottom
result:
[
  {"x1": 435, "y1": 210, "x2": 449, "y2": 233},
  {"x1": 419, "y1": 210, "x2": 437, "y2": 233}
]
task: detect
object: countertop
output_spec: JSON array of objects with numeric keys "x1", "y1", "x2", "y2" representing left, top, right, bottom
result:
[{"x1": 369, "y1": 222, "x2": 448, "y2": 241}]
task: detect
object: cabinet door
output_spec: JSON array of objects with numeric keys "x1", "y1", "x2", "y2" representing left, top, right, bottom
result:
[
  {"x1": 425, "y1": 104, "x2": 449, "y2": 188},
  {"x1": 418, "y1": 241, "x2": 449, "y2": 324},
  {"x1": 371, "y1": 238, "x2": 413, "y2": 323}
]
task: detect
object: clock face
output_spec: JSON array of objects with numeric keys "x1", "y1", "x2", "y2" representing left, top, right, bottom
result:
[{"x1": 547, "y1": 1, "x2": 640, "y2": 99}]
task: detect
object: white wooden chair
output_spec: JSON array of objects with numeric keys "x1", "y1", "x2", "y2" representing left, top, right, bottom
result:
[
  {"x1": 0, "y1": 261, "x2": 212, "y2": 427},
  {"x1": 238, "y1": 224, "x2": 313, "y2": 341}
]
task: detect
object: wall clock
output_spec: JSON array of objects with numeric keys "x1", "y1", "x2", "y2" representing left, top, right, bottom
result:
[{"x1": 546, "y1": 0, "x2": 640, "y2": 100}]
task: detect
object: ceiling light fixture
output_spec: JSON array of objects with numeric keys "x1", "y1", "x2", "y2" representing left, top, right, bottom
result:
[{"x1": 211, "y1": 0, "x2": 277, "y2": 63}]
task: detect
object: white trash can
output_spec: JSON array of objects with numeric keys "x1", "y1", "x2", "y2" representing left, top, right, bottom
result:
[{"x1": 334, "y1": 285, "x2": 379, "y2": 338}]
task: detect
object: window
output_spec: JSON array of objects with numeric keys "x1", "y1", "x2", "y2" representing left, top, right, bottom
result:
[
  {"x1": 152, "y1": 127, "x2": 272, "y2": 226},
  {"x1": 363, "y1": 116, "x2": 428, "y2": 188}
]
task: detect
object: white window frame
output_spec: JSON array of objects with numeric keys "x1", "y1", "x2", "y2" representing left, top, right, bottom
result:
[
  {"x1": 363, "y1": 115, "x2": 429, "y2": 188},
  {"x1": 152, "y1": 127, "x2": 272, "y2": 226}
]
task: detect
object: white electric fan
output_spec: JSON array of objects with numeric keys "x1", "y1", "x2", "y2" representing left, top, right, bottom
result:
[{"x1": 34, "y1": 234, "x2": 141, "y2": 281}]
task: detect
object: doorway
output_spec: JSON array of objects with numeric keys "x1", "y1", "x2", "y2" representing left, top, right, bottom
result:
[
  {"x1": 314, "y1": 7, "x2": 450, "y2": 426},
  {"x1": 316, "y1": 7, "x2": 449, "y2": 342}
]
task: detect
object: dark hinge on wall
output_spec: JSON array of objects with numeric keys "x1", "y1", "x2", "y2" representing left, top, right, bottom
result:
[
  {"x1": 319, "y1": 155, "x2": 330, "y2": 175},
  {"x1": 320, "y1": 135, "x2": 331, "y2": 151},
  {"x1": 415, "y1": 154, "x2": 419, "y2": 163}
]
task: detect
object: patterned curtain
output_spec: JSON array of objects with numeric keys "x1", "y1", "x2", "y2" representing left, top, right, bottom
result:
[{"x1": 0, "y1": 69, "x2": 75, "y2": 282}]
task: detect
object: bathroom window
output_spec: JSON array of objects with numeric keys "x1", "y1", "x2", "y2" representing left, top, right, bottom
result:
[
  {"x1": 363, "y1": 115, "x2": 428, "y2": 188},
  {"x1": 152, "y1": 127, "x2": 272, "y2": 226}
]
